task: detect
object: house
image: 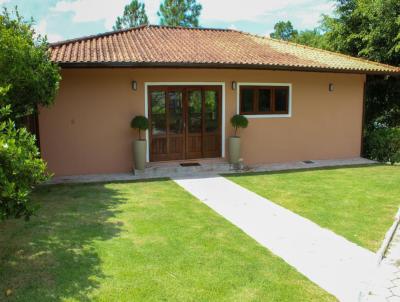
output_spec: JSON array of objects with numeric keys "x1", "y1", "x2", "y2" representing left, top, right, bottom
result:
[{"x1": 41, "y1": 25, "x2": 400, "y2": 176}]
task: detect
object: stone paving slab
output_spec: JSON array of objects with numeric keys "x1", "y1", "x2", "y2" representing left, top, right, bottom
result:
[{"x1": 174, "y1": 175, "x2": 377, "y2": 302}]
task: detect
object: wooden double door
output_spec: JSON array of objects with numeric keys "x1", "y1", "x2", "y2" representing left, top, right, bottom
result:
[{"x1": 148, "y1": 86, "x2": 222, "y2": 162}]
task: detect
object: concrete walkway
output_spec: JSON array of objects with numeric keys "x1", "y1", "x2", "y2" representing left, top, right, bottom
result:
[
  {"x1": 363, "y1": 221, "x2": 400, "y2": 302},
  {"x1": 174, "y1": 175, "x2": 377, "y2": 302}
]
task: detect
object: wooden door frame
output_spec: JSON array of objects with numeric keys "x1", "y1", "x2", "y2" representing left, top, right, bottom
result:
[{"x1": 145, "y1": 82, "x2": 226, "y2": 162}]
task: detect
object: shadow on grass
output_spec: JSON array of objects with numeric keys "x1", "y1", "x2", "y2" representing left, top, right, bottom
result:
[
  {"x1": 0, "y1": 180, "x2": 164, "y2": 301},
  {"x1": 224, "y1": 163, "x2": 384, "y2": 178}
]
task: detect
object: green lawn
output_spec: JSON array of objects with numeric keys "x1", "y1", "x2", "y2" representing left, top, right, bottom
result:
[
  {"x1": 0, "y1": 179, "x2": 335, "y2": 301},
  {"x1": 226, "y1": 164, "x2": 400, "y2": 251}
]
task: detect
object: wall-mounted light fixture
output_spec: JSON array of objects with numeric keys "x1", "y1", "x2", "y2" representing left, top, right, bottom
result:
[
  {"x1": 328, "y1": 83, "x2": 334, "y2": 92},
  {"x1": 231, "y1": 81, "x2": 237, "y2": 90},
  {"x1": 131, "y1": 80, "x2": 137, "y2": 91}
]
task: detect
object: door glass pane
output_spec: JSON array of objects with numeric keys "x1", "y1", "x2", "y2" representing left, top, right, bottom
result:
[
  {"x1": 188, "y1": 90, "x2": 202, "y2": 133},
  {"x1": 241, "y1": 88, "x2": 254, "y2": 113},
  {"x1": 168, "y1": 91, "x2": 183, "y2": 134},
  {"x1": 205, "y1": 90, "x2": 218, "y2": 133},
  {"x1": 151, "y1": 91, "x2": 166, "y2": 135},
  {"x1": 275, "y1": 88, "x2": 288, "y2": 112},
  {"x1": 258, "y1": 89, "x2": 271, "y2": 112}
]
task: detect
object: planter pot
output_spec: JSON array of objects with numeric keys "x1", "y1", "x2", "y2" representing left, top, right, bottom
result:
[
  {"x1": 229, "y1": 136, "x2": 241, "y2": 164},
  {"x1": 133, "y1": 139, "x2": 147, "y2": 170}
]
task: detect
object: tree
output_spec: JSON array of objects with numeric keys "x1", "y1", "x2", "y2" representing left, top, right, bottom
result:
[
  {"x1": 270, "y1": 21, "x2": 327, "y2": 48},
  {"x1": 321, "y1": 0, "x2": 400, "y2": 129},
  {"x1": 270, "y1": 1, "x2": 400, "y2": 130},
  {"x1": 158, "y1": 0, "x2": 202, "y2": 27},
  {"x1": 323, "y1": 0, "x2": 399, "y2": 58},
  {"x1": 0, "y1": 8, "x2": 61, "y2": 120},
  {"x1": 292, "y1": 29, "x2": 327, "y2": 49},
  {"x1": 113, "y1": 0, "x2": 149, "y2": 30},
  {"x1": 322, "y1": 0, "x2": 400, "y2": 65},
  {"x1": 269, "y1": 21, "x2": 298, "y2": 41},
  {"x1": 0, "y1": 86, "x2": 49, "y2": 221}
]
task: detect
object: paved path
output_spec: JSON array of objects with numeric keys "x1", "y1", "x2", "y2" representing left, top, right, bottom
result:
[
  {"x1": 363, "y1": 223, "x2": 400, "y2": 302},
  {"x1": 174, "y1": 175, "x2": 377, "y2": 302}
]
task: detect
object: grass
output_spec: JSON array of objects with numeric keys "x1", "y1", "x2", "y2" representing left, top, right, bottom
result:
[
  {"x1": 0, "y1": 179, "x2": 335, "y2": 301},
  {"x1": 226, "y1": 164, "x2": 400, "y2": 251}
]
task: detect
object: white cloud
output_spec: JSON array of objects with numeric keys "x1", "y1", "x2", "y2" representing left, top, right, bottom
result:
[
  {"x1": 295, "y1": 2, "x2": 335, "y2": 28},
  {"x1": 229, "y1": 24, "x2": 237, "y2": 30},
  {"x1": 264, "y1": 29, "x2": 273, "y2": 37},
  {"x1": 45, "y1": 0, "x2": 333, "y2": 39},
  {"x1": 52, "y1": 0, "x2": 129, "y2": 30},
  {"x1": 0, "y1": 0, "x2": 10, "y2": 4},
  {"x1": 200, "y1": 0, "x2": 314, "y2": 22},
  {"x1": 47, "y1": 32, "x2": 64, "y2": 42},
  {"x1": 34, "y1": 19, "x2": 48, "y2": 35},
  {"x1": 34, "y1": 19, "x2": 64, "y2": 43},
  {"x1": 49, "y1": 0, "x2": 333, "y2": 29},
  {"x1": 144, "y1": 0, "x2": 160, "y2": 24}
]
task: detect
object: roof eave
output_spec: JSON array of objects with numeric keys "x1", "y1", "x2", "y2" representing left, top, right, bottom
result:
[{"x1": 56, "y1": 61, "x2": 400, "y2": 75}]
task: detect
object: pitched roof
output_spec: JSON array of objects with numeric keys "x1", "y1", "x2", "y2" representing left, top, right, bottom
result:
[{"x1": 49, "y1": 25, "x2": 400, "y2": 74}]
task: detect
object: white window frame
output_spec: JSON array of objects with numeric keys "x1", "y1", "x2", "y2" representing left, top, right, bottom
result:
[
  {"x1": 144, "y1": 82, "x2": 226, "y2": 162},
  {"x1": 236, "y1": 82, "x2": 292, "y2": 118}
]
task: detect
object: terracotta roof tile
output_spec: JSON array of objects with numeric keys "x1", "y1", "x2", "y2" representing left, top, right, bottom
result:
[{"x1": 49, "y1": 25, "x2": 400, "y2": 74}]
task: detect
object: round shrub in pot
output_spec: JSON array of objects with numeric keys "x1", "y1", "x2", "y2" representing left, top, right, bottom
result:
[
  {"x1": 130, "y1": 115, "x2": 149, "y2": 170},
  {"x1": 229, "y1": 114, "x2": 249, "y2": 164}
]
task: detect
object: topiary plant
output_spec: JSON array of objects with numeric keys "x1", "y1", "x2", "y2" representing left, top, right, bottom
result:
[
  {"x1": 230, "y1": 114, "x2": 249, "y2": 137},
  {"x1": 130, "y1": 115, "x2": 149, "y2": 140}
]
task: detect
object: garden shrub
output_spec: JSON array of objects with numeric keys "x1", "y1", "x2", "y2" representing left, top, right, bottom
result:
[
  {"x1": 364, "y1": 127, "x2": 400, "y2": 165},
  {"x1": 0, "y1": 103, "x2": 49, "y2": 221}
]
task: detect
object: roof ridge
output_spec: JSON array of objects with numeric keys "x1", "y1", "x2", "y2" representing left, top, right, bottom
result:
[
  {"x1": 148, "y1": 24, "x2": 236, "y2": 32},
  {"x1": 262, "y1": 35, "x2": 399, "y2": 71},
  {"x1": 49, "y1": 24, "x2": 236, "y2": 47}
]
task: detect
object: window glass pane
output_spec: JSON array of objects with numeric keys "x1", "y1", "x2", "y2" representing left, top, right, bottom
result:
[
  {"x1": 258, "y1": 89, "x2": 271, "y2": 112},
  {"x1": 241, "y1": 89, "x2": 254, "y2": 113},
  {"x1": 275, "y1": 88, "x2": 288, "y2": 112},
  {"x1": 205, "y1": 90, "x2": 218, "y2": 132},
  {"x1": 151, "y1": 91, "x2": 166, "y2": 135},
  {"x1": 168, "y1": 91, "x2": 183, "y2": 134},
  {"x1": 188, "y1": 90, "x2": 202, "y2": 133}
]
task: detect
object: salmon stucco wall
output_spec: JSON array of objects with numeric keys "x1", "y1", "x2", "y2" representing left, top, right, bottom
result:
[{"x1": 39, "y1": 68, "x2": 366, "y2": 176}]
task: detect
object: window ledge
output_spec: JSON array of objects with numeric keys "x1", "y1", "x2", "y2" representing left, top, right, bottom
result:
[{"x1": 243, "y1": 114, "x2": 291, "y2": 119}]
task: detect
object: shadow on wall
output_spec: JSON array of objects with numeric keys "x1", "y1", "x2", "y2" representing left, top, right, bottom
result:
[{"x1": 0, "y1": 179, "x2": 164, "y2": 301}]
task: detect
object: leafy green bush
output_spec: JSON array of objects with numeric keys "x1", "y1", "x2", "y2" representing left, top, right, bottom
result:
[
  {"x1": 0, "y1": 89, "x2": 49, "y2": 220},
  {"x1": 365, "y1": 127, "x2": 400, "y2": 165},
  {"x1": 230, "y1": 115, "x2": 249, "y2": 136},
  {"x1": 130, "y1": 115, "x2": 149, "y2": 140}
]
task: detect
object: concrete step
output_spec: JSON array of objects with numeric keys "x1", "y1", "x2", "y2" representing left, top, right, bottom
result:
[{"x1": 134, "y1": 161, "x2": 234, "y2": 177}]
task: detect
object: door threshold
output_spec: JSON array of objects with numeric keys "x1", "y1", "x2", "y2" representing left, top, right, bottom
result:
[
  {"x1": 180, "y1": 162, "x2": 201, "y2": 167},
  {"x1": 148, "y1": 157, "x2": 227, "y2": 168}
]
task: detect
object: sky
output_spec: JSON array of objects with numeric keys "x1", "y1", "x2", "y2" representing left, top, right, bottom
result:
[{"x1": 0, "y1": 0, "x2": 336, "y2": 43}]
